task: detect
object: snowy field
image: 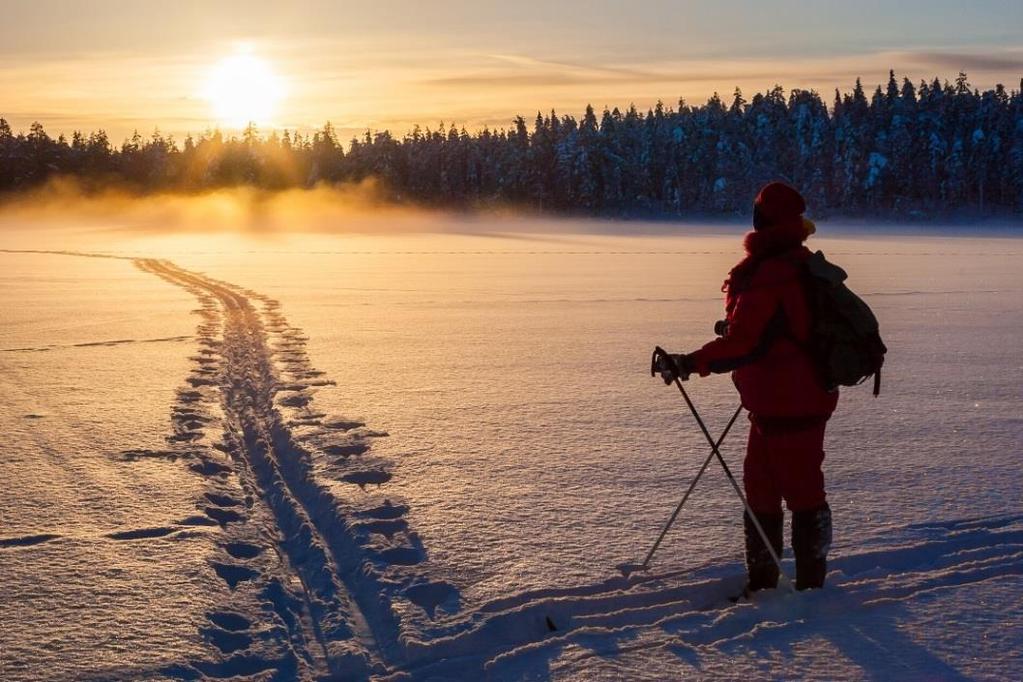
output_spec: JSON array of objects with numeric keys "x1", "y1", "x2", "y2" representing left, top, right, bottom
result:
[{"x1": 1, "y1": 215, "x2": 1021, "y2": 680}]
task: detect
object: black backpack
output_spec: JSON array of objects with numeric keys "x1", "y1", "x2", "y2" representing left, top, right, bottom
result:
[{"x1": 799, "y1": 250, "x2": 887, "y2": 395}]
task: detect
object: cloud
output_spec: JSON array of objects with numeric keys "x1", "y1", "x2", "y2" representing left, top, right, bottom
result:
[
  {"x1": 425, "y1": 54, "x2": 710, "y2": 88},
  {"x1": 895, "y1": 50, "x2": 1023, "y2": 74},
  {"x1": 422, "y1": 48, "x2": 1023, "y2": 95}
]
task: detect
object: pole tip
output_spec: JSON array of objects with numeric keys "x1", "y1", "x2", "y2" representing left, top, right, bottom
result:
[{"x1": 616, "y1": 562, "x2": 646, "y2": 577}]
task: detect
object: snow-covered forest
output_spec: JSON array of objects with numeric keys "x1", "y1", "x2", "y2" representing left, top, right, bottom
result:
[{"x1": 2, "y1": 71, "x2": 1022, "y2": 216}]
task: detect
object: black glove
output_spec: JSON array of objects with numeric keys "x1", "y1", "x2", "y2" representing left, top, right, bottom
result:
[{"x1": 653, "y1": 352, "x2": 694, "y2": 384}]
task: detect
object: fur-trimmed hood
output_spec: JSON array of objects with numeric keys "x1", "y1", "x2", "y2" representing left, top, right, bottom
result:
[
  {"x1": 723, "y1": 219, "x2": 813, "y2": 311},
  {"x1": 742, "y1": 218, "x2": 812, "y2": 258}
]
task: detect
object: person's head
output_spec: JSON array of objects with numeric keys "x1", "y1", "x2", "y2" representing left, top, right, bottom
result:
[{"x1": 752, "y1": 182, "x2": 815, "y2": 237}]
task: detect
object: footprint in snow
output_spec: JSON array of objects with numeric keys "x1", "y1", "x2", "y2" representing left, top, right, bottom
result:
[
  {"x1": 0, "y1": 533, "x2": 61, "y2": 548},
  {"x1": 353, "y1": 518, "x2": 408, "y2": 539},
  {"x1": 106, "y1": 526, "x2": 177, "y2": 541},
  {"x1": 168, "y1": 430, "x2": 204, "y2": 443},
  {"x1": 403, "y1": 581, "x2": 460, "y2": 619},
  {"x1": 323, "y1": 419, "x2": 366, "y2": 431},
  {"x1": 175, "y1": 417, "x2": 208, "y2": 431},
  {"x1": 374, "y1": 545, "x2": 424, "y2": 565},
  {"x1": 322, "y1": 442, "x2": 369, "y2": 458},
  {"x1": 118, "y1": 449, "x2": 181, "y2": 462},
  {"x1": 288, "y1": 418, "x2": 324, "y2": 428},
  {"x1": 205, "y1": 506, "x2": 244, "y2": 526},
  {"x1": 342, "y1": 470, "x2": 392, "y2": 489},
  {"x1": 278, "y1": 392, "x2": 313, "y2": 408},
  {"x1": 223, "y1": 542, "x2": 263, "y2": 560},
  {"x1": 204, "y1": 492, "x2": 243, "y2": 507},
  {"x1": 207, "y1": 611, "x2": 251, "y2": 631},
  {"x1": 201, "y1": 626, "x2": 252, "y2": 654},
  {"x1": 355, "y1": 501, "x2": 408, "y2": 520},
  {"x1": 210, "y1": 562, "x2": 260, "y2": 589},
  {"x1": 190, "y1": 459, "x2": 232, "y2": 477}
]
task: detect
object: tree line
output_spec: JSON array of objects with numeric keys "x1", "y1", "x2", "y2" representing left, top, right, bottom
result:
[{"x1": 2, "y1": 71, "x2": 1022, "y2": 216}]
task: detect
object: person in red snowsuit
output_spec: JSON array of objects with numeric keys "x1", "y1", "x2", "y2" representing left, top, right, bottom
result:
[{"x1": 659, "y1": 182, "x2": 836, "y2": 592}]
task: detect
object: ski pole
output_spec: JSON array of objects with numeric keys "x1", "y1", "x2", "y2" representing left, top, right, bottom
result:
[
  {"x1": 651, "y1": 347, "x2": 795, "y2": 592},
  {"x1": 634, "y1": 403, "x2": 743, "y2": 571}
]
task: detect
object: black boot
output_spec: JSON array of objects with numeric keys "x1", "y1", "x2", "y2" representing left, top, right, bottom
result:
[
  {"x1": 792, "y1": 503, "x2": 832, "y2": 590},
  {"x1": 743, "y1": 511, "x2": 784, "y2": 593}
]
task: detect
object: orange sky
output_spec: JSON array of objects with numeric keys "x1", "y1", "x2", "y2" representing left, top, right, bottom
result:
[{"x1": 2, "y1": 1, "x2": 1021, "y2": 143}]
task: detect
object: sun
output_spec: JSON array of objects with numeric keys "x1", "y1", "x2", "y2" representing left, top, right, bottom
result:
[{"x1": 202, "y1": 50, "x2": 285, "y2": 129}]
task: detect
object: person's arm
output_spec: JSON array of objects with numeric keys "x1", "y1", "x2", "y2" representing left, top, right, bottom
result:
[{"x1": 689, "y1": 284, "x2": 782, "y2": 376}]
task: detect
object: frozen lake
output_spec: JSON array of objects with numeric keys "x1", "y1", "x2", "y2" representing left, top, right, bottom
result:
[{"x1": 2, "y1": 215, "x2": 1021, "y2": 679}]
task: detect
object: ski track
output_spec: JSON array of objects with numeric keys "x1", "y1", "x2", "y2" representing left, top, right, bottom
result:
[
  {"x1": 7, "y1": 249, "x2": 1021, "y2": 680},
  {"x1": 131, "y1": 258, "x2": 447, "y2": 680}
]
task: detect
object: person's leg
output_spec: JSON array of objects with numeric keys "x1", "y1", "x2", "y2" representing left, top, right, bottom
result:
[
  {"x1": 792, "y1": 503, "x2": 831, "y2": 590},
  {"x1": 743, "y1": 415, "x2": 784, "y2": 591},
  {"x1": 771, "y1": 417, "x2": 831, "y2": 590}
]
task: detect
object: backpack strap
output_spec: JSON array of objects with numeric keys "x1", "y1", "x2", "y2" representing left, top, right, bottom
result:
[{"x1": 705, "y1": 305, "x2": 789, "y2": 374}]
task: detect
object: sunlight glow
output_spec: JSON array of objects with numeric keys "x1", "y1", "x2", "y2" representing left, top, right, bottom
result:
[{"x1": 202, "y1": 51, "x2": 285, "y2": 129}]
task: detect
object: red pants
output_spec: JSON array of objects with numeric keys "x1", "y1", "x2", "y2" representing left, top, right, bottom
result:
[{"x1": 743, "y1": 414, "x2": 829, "y2": 514}]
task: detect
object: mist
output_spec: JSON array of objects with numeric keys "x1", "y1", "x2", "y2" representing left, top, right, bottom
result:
[
  {"x1": 0, "y1": 177, "x2": 478, "y2": 235},
  {"x1": 0, "y1": 179, "x2": 748, "y2": 246}
]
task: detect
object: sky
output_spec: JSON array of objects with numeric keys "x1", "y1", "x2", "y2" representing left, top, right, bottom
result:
[{"x1": 1, "y1": 0, "x2": 1021, "y2": 144}]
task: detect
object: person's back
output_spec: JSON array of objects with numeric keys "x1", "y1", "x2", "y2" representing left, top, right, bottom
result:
[
  {"x1": 694, "y1": 225, "x2": 838, "y2": 418},
  {"x1": 657, "y1": 182, "x2": 837, "y2": 594}
]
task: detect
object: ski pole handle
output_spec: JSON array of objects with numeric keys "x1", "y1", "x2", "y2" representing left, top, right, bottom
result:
[{"x1": 651, "y1": 345, "x2": 681, "y2": 379}]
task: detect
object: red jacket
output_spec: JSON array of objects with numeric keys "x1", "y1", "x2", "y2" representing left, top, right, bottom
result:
[{"x1": 690, "y1": 228, "x2": 838, "y2": 418}]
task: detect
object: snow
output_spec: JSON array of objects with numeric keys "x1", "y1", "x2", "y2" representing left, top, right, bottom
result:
[
  {"x1": 866, "y1": 152, "x2": 888, "y2": 188},
  {"x1": 1, "y1": 216, "x2": 1021, "y2": 680}
]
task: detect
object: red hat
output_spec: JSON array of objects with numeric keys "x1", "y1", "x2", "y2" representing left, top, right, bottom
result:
[{"x1": 753, "y1": 182, "x2": 806, "y2": 232}]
